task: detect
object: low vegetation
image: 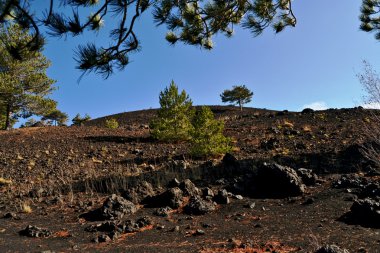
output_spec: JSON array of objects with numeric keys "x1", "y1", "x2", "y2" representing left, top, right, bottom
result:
[
  {"x1": 150, "y1": 81, "x2": 231, "y2": 157},
  {"x1": 104, "y1": 118, "x2": 119, "y2": 129},
  {"x1": 190, "y1": 106, "x2": 231, "y2": 157}
]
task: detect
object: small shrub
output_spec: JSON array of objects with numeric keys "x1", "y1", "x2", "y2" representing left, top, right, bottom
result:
[
  {"x1": 190, "y1": 106, "x2": 231, "y2": 157},
  {"x1": 105, "y1": 118, "x2": 119, "y2": 129}
]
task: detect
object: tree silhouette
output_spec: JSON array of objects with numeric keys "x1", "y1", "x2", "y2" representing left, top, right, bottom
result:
[{"x1": 220, "y1": 85, "x2": 253, "y2": 111}]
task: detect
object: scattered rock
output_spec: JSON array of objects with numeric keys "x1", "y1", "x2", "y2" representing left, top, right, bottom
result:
[
  {"x1": 349, "y1": 198, "x2": 380, "y2": 228},
  {"x1": 122, "y1": 181, "x2": 155, "y2": 204},
  {"x1": 179, "y1": 179, "x2": 200, "y2": 197},
  {"x1": 93, "y1": 234, "x2": 111, "y2": 243},
  {"x1": 85, "y1": 221, "x2": 120, "y2": 233},
  {"x1": 184, "y1": 196, "x2": 216, "y2": 215},
  {"x1": 315, "y1": 245, "x2": 350, "y2": 253},
  {"x1": 2, "y1": 212, "x2": 20, "y2": 220},
  {"x1": 19, "y1": 225, "x2": 51, "y2": 238},
  {"x1": 194, "y1": 229, "x2": 205, "y2": 235},
  {"x1": 297, "y1": 168, "x2": 319, "y2": 186},
  {"x1": 80, "y1": 194, "x2": 137, "y2": 221},
  {"x1": 244, "y1": 202, "x2": 256, "y2": 209},
  {"x1": 154, "y1": 206, "x2": 172, "y2": 217},
  {"x1": 100, "y1": 194, "x2": 137, "y2": 220},
  {"x1": 135, "y1": 216, "x2": 153, "y2": 228},
  {"x1": 332, "y1": 174, "x2": 367, "y2": 189},
  {"x1": 202, "y1": 187, "x2": 214, "y2": 198},
  {"x1": 151, "y1": 187, "x2": 183, "y2": 209},
  {"x1": 213, "y1": 189, "x2": 230, "y2": 204},
  {"x1": 254, "y1": 163, "x2": 305, "y2": 198}
]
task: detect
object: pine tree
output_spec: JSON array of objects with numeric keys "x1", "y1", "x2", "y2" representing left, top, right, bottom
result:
[
  {"x1": 72, "y1": 113, "x2": 91, "y2": 126},
  {"x1": 42, "y1": 109, "x2": 68, "y2": 126},
  {"x1": 150, "y1": 80, "x2": 194, "y2": 142},
  {"x1": 0, "y1": 24, "x2": 57, "y2": 130},
  {"x1": 0, "y1": 1, "x2": 297, "y2": 77},
  {"x1": 220, "y1": 85, "x2": 253, "y2": 111},
  {"x1": 190, "y1": 106, "x2": 231, "y2": 157}
]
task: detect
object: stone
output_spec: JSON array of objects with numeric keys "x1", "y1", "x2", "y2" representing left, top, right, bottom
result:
[
  {"x1": 254, "y1": 163, "x2": 305, "y2": 198},
  {"x1": 244, "y1": 202, "x2": 256, "y2": 209},
  {"x1": 95, "y1": 234, "x2": 111, "y2": 243},
  {"x1": 213, "y1": 189, "x2": 230, "y2": 204},
  {"x1": 194, "y1": 229, "x2": 205, "y2": 235},
  {"x1": 297, "y1": 168, "x2": 319, "y2": 186},
  {"x1": 123, "y1": 181, "x2": 155, "y2": 204},
  {"x1": 154, "y1": 206, "x2": 172, "y2": 217},
  {"x1": 19, "y1": 225, "x2": 51, "y2": 238},
  {"x1": 202, "y1": 187, "x2": 214, "y2": 198},
  {"x1": 179, "y1": 179, "x2": 200, "y2": 197},
  {"x1": 100, "y1": 194, "x2": 138, "y2": 220},
  {"x1": 349, "y1": 198, "x2": 380, "y2": 228},
  {"x1": 184, "y1": 196, "x2": 216, "y2": 215},
  {"x1": 153, "y1": 187, "x2": 183, "y2": 209}
]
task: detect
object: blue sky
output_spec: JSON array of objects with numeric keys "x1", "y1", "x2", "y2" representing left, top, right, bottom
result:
[{"x1": 36, "y1": 0, "x2": 380, "y2": 121}]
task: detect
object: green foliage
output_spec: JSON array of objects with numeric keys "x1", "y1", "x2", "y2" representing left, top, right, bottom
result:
[
  {"x1": 0, "y1": 23, "x2": 57, "y2": 130},
  {"x1": 150, "y1": 80, "x2": 194, "y2": 142},
  {"x1": 190, "y1": 106, "x2": 231, "y2": 157},
  {"x1": 72, "y1": 113, "x2": 91, "y2": 126},
  {"x1": 0, "y1": 1, "x2": 297, "y2": 77},
  {"x1": 42, "y1": 109, "x2": 68, "y2": 126},
  {"x1": 105, "y1": 118, "x2": 119, "y2": 129},
  {"x1": 220, "y1": 85, "x2": 254, "y2": 111},
  {"x1": 360, "y1": 1, "x2": 380, "y2": 40},
  {"x1": 22, "y1": 118, "x2": 38, "y2": 128}
]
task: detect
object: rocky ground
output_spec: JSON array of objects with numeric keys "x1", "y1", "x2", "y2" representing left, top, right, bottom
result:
[{"x1": 0, "y1": 106, "x2": 379, "y2": 252}]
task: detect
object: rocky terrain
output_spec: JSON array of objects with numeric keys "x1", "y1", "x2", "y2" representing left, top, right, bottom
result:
[{"x1": 0, "y1": 106, "x2": 379, "y2": 252}]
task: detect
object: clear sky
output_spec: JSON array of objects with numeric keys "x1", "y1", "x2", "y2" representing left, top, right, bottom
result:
[{"x1": 34, "y1": 0, "x2": 380, "y2": 121}]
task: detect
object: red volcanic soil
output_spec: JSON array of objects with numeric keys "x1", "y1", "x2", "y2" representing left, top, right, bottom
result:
[{"x1": 0, "y1": 106, "x2": 379, "y2": 252}]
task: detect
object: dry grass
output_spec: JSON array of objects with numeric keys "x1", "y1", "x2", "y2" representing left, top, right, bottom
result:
[
  {"x1": 22, "y1": 203, "x2": 32, "y2": 213},
  {"x1": 283, "y1": 120, "x2": 294, "y2": 128},
  {"x1": 0, "y1": 177, "x2": 12, "y2": 185}
]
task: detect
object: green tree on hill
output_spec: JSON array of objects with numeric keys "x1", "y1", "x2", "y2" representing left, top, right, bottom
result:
[
  {"x1": 0, "y1": 24, "x2": 57, "y2": 130},
  {"x1": 220, "y1": 85, "x2": 253, "y2": 111},
  {"x1": 72, "y1": 113, "x2": 91, "y2": 126},
  {"x1": 42, "y1": 109, "x2": 68, "y2": 126},
  {"x1": 190, "y1": 106, "x2": 231, "y2": 157},
  {"x1": 150, "y1": 80, "x2": 195, "y2": 141}
]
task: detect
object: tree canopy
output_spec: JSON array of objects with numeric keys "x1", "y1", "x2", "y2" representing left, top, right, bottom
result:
[
  {"x1": 0, "y1": 0, "x2": 297, "y2": 78},
  {"x1": 220, "y1": 85, "x2": 253, "y2": 111},
  {"x1": 0, "y1": 23, "x2": 58, "y2": 130},
  {"x1": 0, "y1": 1, "x2": 376, "y2": 78}
]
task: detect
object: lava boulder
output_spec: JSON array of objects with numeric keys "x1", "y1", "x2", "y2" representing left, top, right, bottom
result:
[{"x1": 254, "y1": 163, "x2": 305, "y2": 198}]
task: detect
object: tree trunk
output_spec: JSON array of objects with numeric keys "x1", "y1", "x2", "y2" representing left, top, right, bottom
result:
[
  {"x1": 239, "y1": 100, "x2": 242, "y2": 111},
  {"x1": 4, "y1": 103, "x2": 11, "y2": 130}
]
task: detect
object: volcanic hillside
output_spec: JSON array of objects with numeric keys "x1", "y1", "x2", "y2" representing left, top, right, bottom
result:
[{"x1": 0, "y1": 106, "x2": 379, "y2": 252}]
